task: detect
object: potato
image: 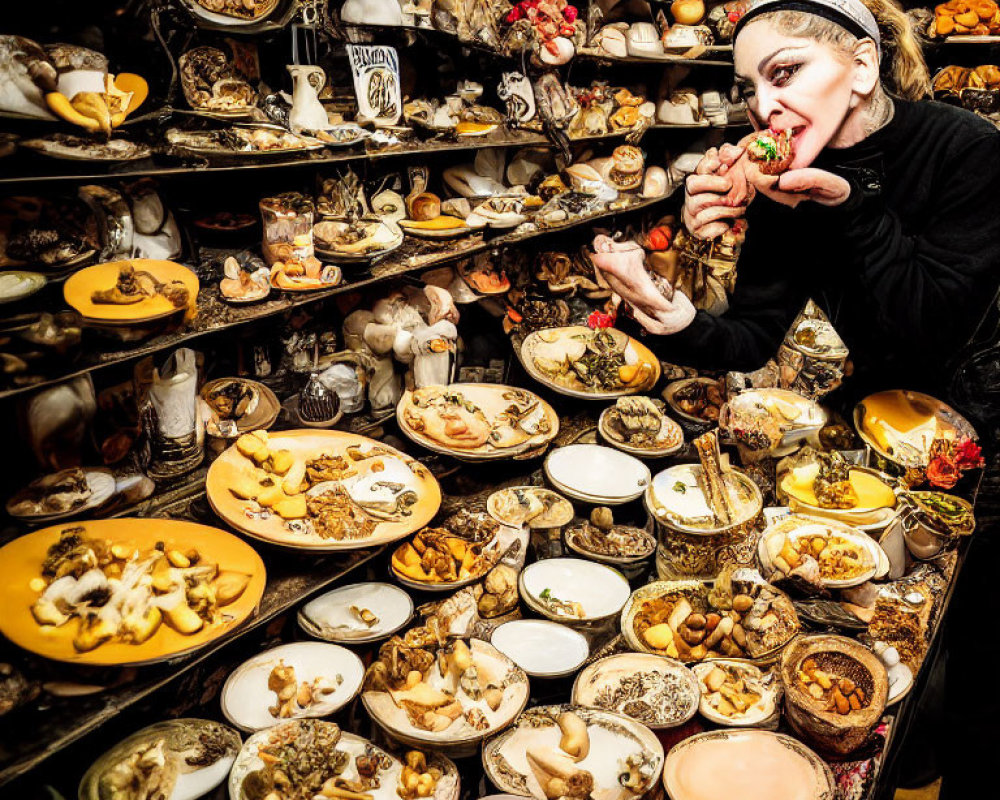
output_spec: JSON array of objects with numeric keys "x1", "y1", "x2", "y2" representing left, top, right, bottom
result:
[
  {"x1": 269, "y1": 449, "x2": 294, "y2": 476},
  {"x1": 213, "y1": 571, "x2": 251, "y2": 605},
  {"x1": 274, "y1": 495, "x2": 307, "y2": 519},
  {"x1": 556, "y1": 711, "x2": 590, "y2": 760},
  {"x1": 643, "y1": 623, "x2": 674, "y2": 650},
  {"x1": 164, "y1": 601, "x2": 204, "y2": 635},
  {"x1": 257, "y1": 485, "x2": 286, "y2": 509},
  {"x1": 236, "y1": 433, "x2": 265, "y2": 459}
]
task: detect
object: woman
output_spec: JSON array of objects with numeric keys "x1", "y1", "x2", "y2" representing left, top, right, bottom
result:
[{"x1": 593, "y1": 0, "x2": 1000, "y2": 397}]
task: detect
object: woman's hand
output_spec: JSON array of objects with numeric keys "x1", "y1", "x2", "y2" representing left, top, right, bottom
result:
[
  {"x1": 682, "y1": 143, "x2": 753, "y2": 240},
  {"x1": 751, "y1": 167, "x2": 852, "y2": 208},
  {"x1": 590, "y1": 235, "x2": 696, "y2": 335}
]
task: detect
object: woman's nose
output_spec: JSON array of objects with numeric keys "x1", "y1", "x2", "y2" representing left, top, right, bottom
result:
[{"x1": 753, "y1": 84, "x2": 782, "y2": 125}]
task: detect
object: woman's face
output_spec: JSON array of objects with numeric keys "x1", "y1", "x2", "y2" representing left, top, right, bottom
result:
[{"x1": 734, "y1": 20, "x2": 857, "y2": 168}]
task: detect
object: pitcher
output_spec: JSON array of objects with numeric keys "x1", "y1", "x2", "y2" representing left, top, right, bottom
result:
[{"x1": 287, "y1": 64, "x2": 329, "y2": 133}]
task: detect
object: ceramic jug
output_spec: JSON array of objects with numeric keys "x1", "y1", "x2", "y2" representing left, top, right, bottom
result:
[{"x1": 287, "y1": 64, "x2": 329, "y2": 134}]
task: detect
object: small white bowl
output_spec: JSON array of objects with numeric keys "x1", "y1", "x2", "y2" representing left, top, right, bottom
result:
[
  {"x1": 221, "y1": 642, "x2": 365, "y2": 732},
  {"x1": 544, "y1": 444, "x2": 650, "y2": 504},
  {"x1": 519, "y1": 557, "x2": 631, "y2": 623},
  {"x1": 298, "y1": 582, "x2": 413, "y2": 643},
  {"x1": 491, "y1": 619, "x2": 590, "y2": 678}
]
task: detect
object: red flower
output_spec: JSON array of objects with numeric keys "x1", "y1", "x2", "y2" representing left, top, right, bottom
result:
[
  {"x1": 588, "y1": 310, "x2": 615, "y2": 329},
  {"x1": 954, "y1": 437, "x2": 985, "y2": 470},
  {"x1": 926, "y1": 453, "x2": 961, "y2": 490},
  {"x1": 507, "y1": 7, "x2": 522, "y2": 22},
  {"x1": 564, "y1": 5, "x2": 578, "y2": 22}
]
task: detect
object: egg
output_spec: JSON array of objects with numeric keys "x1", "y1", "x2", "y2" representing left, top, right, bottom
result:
[{"x1": 672, "y1": 0, "x2": 706, "y2": 24}]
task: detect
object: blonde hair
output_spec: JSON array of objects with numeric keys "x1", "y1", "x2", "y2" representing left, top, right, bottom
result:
[{"x1": 752, "y1": 0, "x2": 931, "y2": 100}]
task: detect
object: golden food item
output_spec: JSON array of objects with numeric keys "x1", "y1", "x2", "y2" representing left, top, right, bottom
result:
[
  {"x1": 391, "y1": 528, "x2": 495, "y2": 584},
  {"x1": 402, "y1": 387, "x2": 491, "y2": 449},
  {"x1": 796, "y1": 656, "x2": 870, "y2": 715},
  {"x1": 399, "y1": 215, "x2": 468, "y2": 231},
  {"x1": 397, "y1": 751, "x2": 442, "y2": 800}
]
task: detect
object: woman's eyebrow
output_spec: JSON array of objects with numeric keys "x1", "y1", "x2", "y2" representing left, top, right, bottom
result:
[{"x1": 757, "y1": 45, "x2": 809, "y2": 73}]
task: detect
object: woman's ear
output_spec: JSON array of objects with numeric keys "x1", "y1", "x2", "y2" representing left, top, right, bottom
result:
[{"x1": 851, "y1": 38, "x2": 881, "y2": 95}]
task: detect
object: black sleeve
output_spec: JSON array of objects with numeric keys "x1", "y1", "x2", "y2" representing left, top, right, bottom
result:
[
  {"x1": 830, "y1": 132, "x2": 1000, "y2": 361},
  {"x1": 644, "y1": 201, "x2": 809, "y2": 372}
]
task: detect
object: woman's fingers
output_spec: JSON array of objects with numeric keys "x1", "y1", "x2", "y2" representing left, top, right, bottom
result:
[
  {"x1": 755, "y1": 168, "x2": 852, "y2": 207},
  {"x1": 717, "y1": 143, "x2": 745, "y2": 167},
  {"x1": 696, "y1": 221, "x2": 732, "y2": 240},
  {"x1": 692, "y1": 203, "x2": 746, "y2": 227},
  {"x1": 686, "y1": 173, "x2": 732, "y2": 196},
  {"x1": 694, "y1": 147, "x2": 721, "y2": 175}
]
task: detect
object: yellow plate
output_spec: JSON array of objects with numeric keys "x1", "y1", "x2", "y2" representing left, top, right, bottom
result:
[
  {"x1": 0, "y1": 519, "x2": 265, "y2": 666},
  {"x1": 63, "y1": 259, "x2": 199, "y2": 323},
  {"x1": 206, "y1": 430, "x2": 441, "y2": 551},
  {"x1": 781, "y1": 467, "x2": 897, "y2": 513}
]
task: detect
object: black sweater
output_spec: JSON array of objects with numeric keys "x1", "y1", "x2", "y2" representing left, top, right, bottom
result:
[{"x1": 648, "y1": 99, "x2": 1000, "y2": 397}]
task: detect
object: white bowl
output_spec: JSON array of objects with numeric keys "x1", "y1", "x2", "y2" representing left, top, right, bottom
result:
[
  {"x1": 519, "y1": 557, "x2": 631, "y2": 623},
  {"x1": 491, "y1": 619, "x2": 590, "y2": 678},
  {"x1": 544, "y1": 444, "x2": 650, "y2": 504},
  {"x1": 221, "y1": 642, "x2": 365, "y2": 732},
  {"x1": 298, "y1": 582, "x2": 414, "y2": 643}
]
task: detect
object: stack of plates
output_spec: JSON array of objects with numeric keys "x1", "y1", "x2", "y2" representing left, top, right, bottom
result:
[{"x1": 544, "y1": 444, "x2": 650, "y2": 505}]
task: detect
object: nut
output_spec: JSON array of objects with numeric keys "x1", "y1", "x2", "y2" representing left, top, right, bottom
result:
[
  {"x1": 705, "y1": 613, "x2": 722, "y2": 631},
  {"x1": 679, "y1": 624, "x2": 705, "y2": 646},
  {"x1": 686, "y1": 613, "x2": 706, "y2": 630},
  {"x1": 166, "y1": 549, "x2": 190, "y2": 568},
  {"x1": 732, "y1": 594, "x2": 753, "y2": 613},
  {"x1": 731, "y1": 623, "x2": 747, "y2": 649}
]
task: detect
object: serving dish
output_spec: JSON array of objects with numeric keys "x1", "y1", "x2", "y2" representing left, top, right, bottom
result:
[
  {"x1": 397, "y1": 384, "x2": 559, "y2": 461},
  {"x1": 780, "y1": 634, "x2": 889, "y2": 755},
  {"x1": 720, "y1": 388, "x2": 827, "y2": 457},
  {"x1": 518, "y1": 557, "x2": 631, "y2": 624},
  {"x1": 201, "y1": 377, "x2": 280, "y2": 438},
  {"x1": 166, "y1": 126, "x2": 325, "y2": 156},
  {"x1": 79, "y1": 719, "x2": 241, "y2": 800},
  {"x1": 598, "y1": 397, "x2": 684, "y2": 457},
  {"x1": 63, "y1": 259, "x2": 199, "y2": 324},
  {"x1": 19, "y1": 135, "x2": 151, "y2": 162},
  {"x1": 0, "y1": 270, "x2": 46, "y2": 304},
  {"x1": 313, "y1": 217, "x2": 403, "y2": 263},
  {"x1": 519, "y1": 326, "x2": 660, "y2": 399},
  {"x1": 563, "y1": 509, "x2": 656, "y2": 567},
  {"x1": 620, "y1": 572, "x2": 800, "y2": 663},
  {"x1": 544, "y1": 445, "x2": 650, "y2": 505},
  {"x1": 482, "y1": 705, "x2": 663, "y2": 800},
  {"x1": 491, "y1": 620, "x2": 590, "y2": 678},
  {"x1": 6, "y1": 467, "x2": 116, "y2": 522},
  {"x1": 298, "y1": 582, "x2": 414, "y2": 644},
  {"x1": 854, "y1": 389, "x2": 978, "y2": 469},
  {"x1": 662, "y1": 377, "x2": 723, "y2": 425},
  {"x1": 221, "y1": 641, "x2": 365, "y2": 731},
  {"x1": 0, "y1": 519, "x2": 265, "y2": 665},
  {"x1": 228, "y1": 720, "x2": 460, "y2": 800},
  {"x1": 690, "y1": 659, "x2": 780, "y2": 726},
  {"x1": 571, "y1": 653, "x2": 700, "y2": 729},
  {"x1": 181, "y1": 0, "x2": 280, "y2": 27},
  {"x1": 205, "y1": 429, "x2": 441, "y2": 551},
  {"x1": 486, "y1": 486, "x2": 574, "y2": 529},
  {"x1": 758, "y1": 514, "x2": 889, "y2": 589},
  {"x1": 780, "y1": 453, "x2": 899, "y2": 526},
  {"x1": 362, "y1": 638, "x2": 529, "y2": 757},
  {"x1": 662, "y1": 729, "x2": 835, "y2": 800}
]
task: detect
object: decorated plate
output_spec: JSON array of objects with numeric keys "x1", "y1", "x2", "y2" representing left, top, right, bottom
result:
[
  {"x1": 0, "y1": 519, "x2": 265, "y2": 666},
  {"x1": 19, "y1": 135, "x2": 152, "y2": 162},
  {"x1": 397, "y1": 384, "x2": 559, "y2": 461},
  {"x1": 6, "y1": 467, "x2": 116, "y2": 522},
  {"x1": 486, "y1": 487, "x2": 574, "y2": 529},
  {"x1": 0, "y1": 270, "x2": 46, "y2": 304},
  {"x1": 205, "y1": 429, "x2": 441, "y2": 551},
  {"x1": 662, "y1": 730, "x2": 835, "y2": 800},
  {"x1": 180, "y1": 0, "x2": 281, "y2": 28},
  {"x1": 482, "y1": 704, "x2": 664, "y2": 800},
  {"x1": 298, "y1": 582, "x2": 414, "y2": 644},
  {"x1": 598, "y1": 399, "x2": 684, "y2": 458},
  {"x1": 165, "y1": 126, "x2": 326, "y2": 156},
  {"x1": 518, "y1": 326, "x2": 660, "y2": 400},
  {"x1": 519, "y1": 558, "x2": 631, "y2": 624},
  {"x1": 63, "y1": 259, "x2": 199, "y2": 323},
  {"x1": 201, "y1": 377, "x2": 280, "y2": 438},
  {"x1": 228, "y1": 721, "x2": 460, "y2": 800},
  {"x1": 491, "y1": 620, "x2": 589, "y2": 678},
  {"x1": 80, "y1": 719, "x2": 241, "y2": 800},
  {"x1": 544, "y1": 444, "x2": 650, "y2": 504},
  {"x1": 572, "y1": 653, "x2": 700, "y2": 729},
  {"x1": 854, "y1": 389, "x2": 978, "y2": 469}
]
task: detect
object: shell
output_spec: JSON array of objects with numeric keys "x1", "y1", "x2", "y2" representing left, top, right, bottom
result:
[
  {"x1": 539, "y1": 36, "x2": 575, "y2": 66},
  {"x1": 641, "y1": 166, "x2": 668, "y2": 198}
]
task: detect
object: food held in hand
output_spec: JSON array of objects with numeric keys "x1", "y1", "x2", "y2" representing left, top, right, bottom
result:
[{"x1": 747, "y1": 129, "x2": 794, "y2": 176}]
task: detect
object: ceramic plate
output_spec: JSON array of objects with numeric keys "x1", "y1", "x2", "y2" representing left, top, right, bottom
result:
[
  {"x1": 572, "y1": 653, "x2": 700, "y2": 729},
  {"x1": 398, "y1": 220, "x2": 474, "y2": 239},
  {"x1": 201, "y1": 377, "x2": 280, "y2": 438},
  {"x1": 166, "y1": 127, "x2": 326, "y2": 156},
  {"x1": 362, "y1": 638, "x2": 529, "y2": 757},
  {"x1": 689, "y1": 659, "x2": 780, "y2": 726},
  {"x1": 758, "y1": 514, "x2": 888, "y2": 588},
  {"x1": 662, "y1": 730, "x2": 835, "y2": 800},
  {"x1": 491, "y1": 620, "x2": 589, "y2": 678},
  {"x1": 0, "y1": 519, "x2": 265, "y2": 666},
  {"x1": 80, "y1": 719, "x2": 241, "y2": 800},
  {"x1": 780, "y1": 465, "x2": 899, "y2": 524},
  {"x1": 397, "y1": 384, "x2": 559, "y2": 461},
  {"x1": 221, "y1": 642, "x2": 365, "y2": 731},
  {"x1": 854, "y1": 389, "x2": 978, "y2": 469},
  {"x1": 646, "y1": 463, "x2": 762, "y2": 534},
  {"x1": 563, "y1": 523, "x2": 656, "y2": 565},
  {"x1": 206, "y1": 429, "x2": 441, "y2": 551},
  {"x1": 487, "y1": 486, "x2": 575, "y2": 529},
  {"x1": 63, "y1": 259, "x2": 199, "y2": 323},
  {"x1": 6, "y1": 467, "x2": 116, "y2": 522},
  {"x1": 313, "y1": 218, "x2": 403, "y2": 263},
  {"x1": 0, "y1": 270, "x2": 46, "y2": 304},
  {"x1": 519, "y1": 558, "x2": 630, "y2": 623},
  {"x1": 722, "y1": 388, "x2": 827, "y2": 454},
  {"x1": 180, "y1": 0, "x2": 279, "y2": 27},
  {"x1": 228, "y1": 722, "x2": 460, "y2": 800},
  {"x1": 19, "y1": 136, "x2": 151, "y2": 162},
  {"x1": 483, "y1": 704, "x2": 664, "y2": 800},
  {"x1": 662, "y1": 377, "x2": 723, "y2": 426},
  {"x1": 298, "y1": 582, "x2": 413, "y2": 643},
  {"x1": 519, "y1": 326, "x2": 660, "y2": 400},
  {"x1": 544, "y1": 445, "x2": 650, "y2": 504},
  {"x1": 598, "y1": 403, "x2": 684, "y2": 458}
]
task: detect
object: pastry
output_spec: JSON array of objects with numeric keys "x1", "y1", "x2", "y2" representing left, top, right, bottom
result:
[{"x1": 747, "y1": 128, "x2": 794, "y2": 175}]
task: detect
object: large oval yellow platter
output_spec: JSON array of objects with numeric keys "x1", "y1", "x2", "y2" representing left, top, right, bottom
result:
[
  {"x1": 0, "y1": 518, "x2": 265, "y2": 666},
  {"x1": 63, "y1": 259, "x2": 199, "y2": 323},
  {"x1": 518, "y1": 325, "x2": 661, "y2": 400},
  {"x1": 396, "y1": 383, "x2": 560, "y2": 461},
  {"x1": 206, "y1": 429, "x2": 441, "y2": 551}
]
